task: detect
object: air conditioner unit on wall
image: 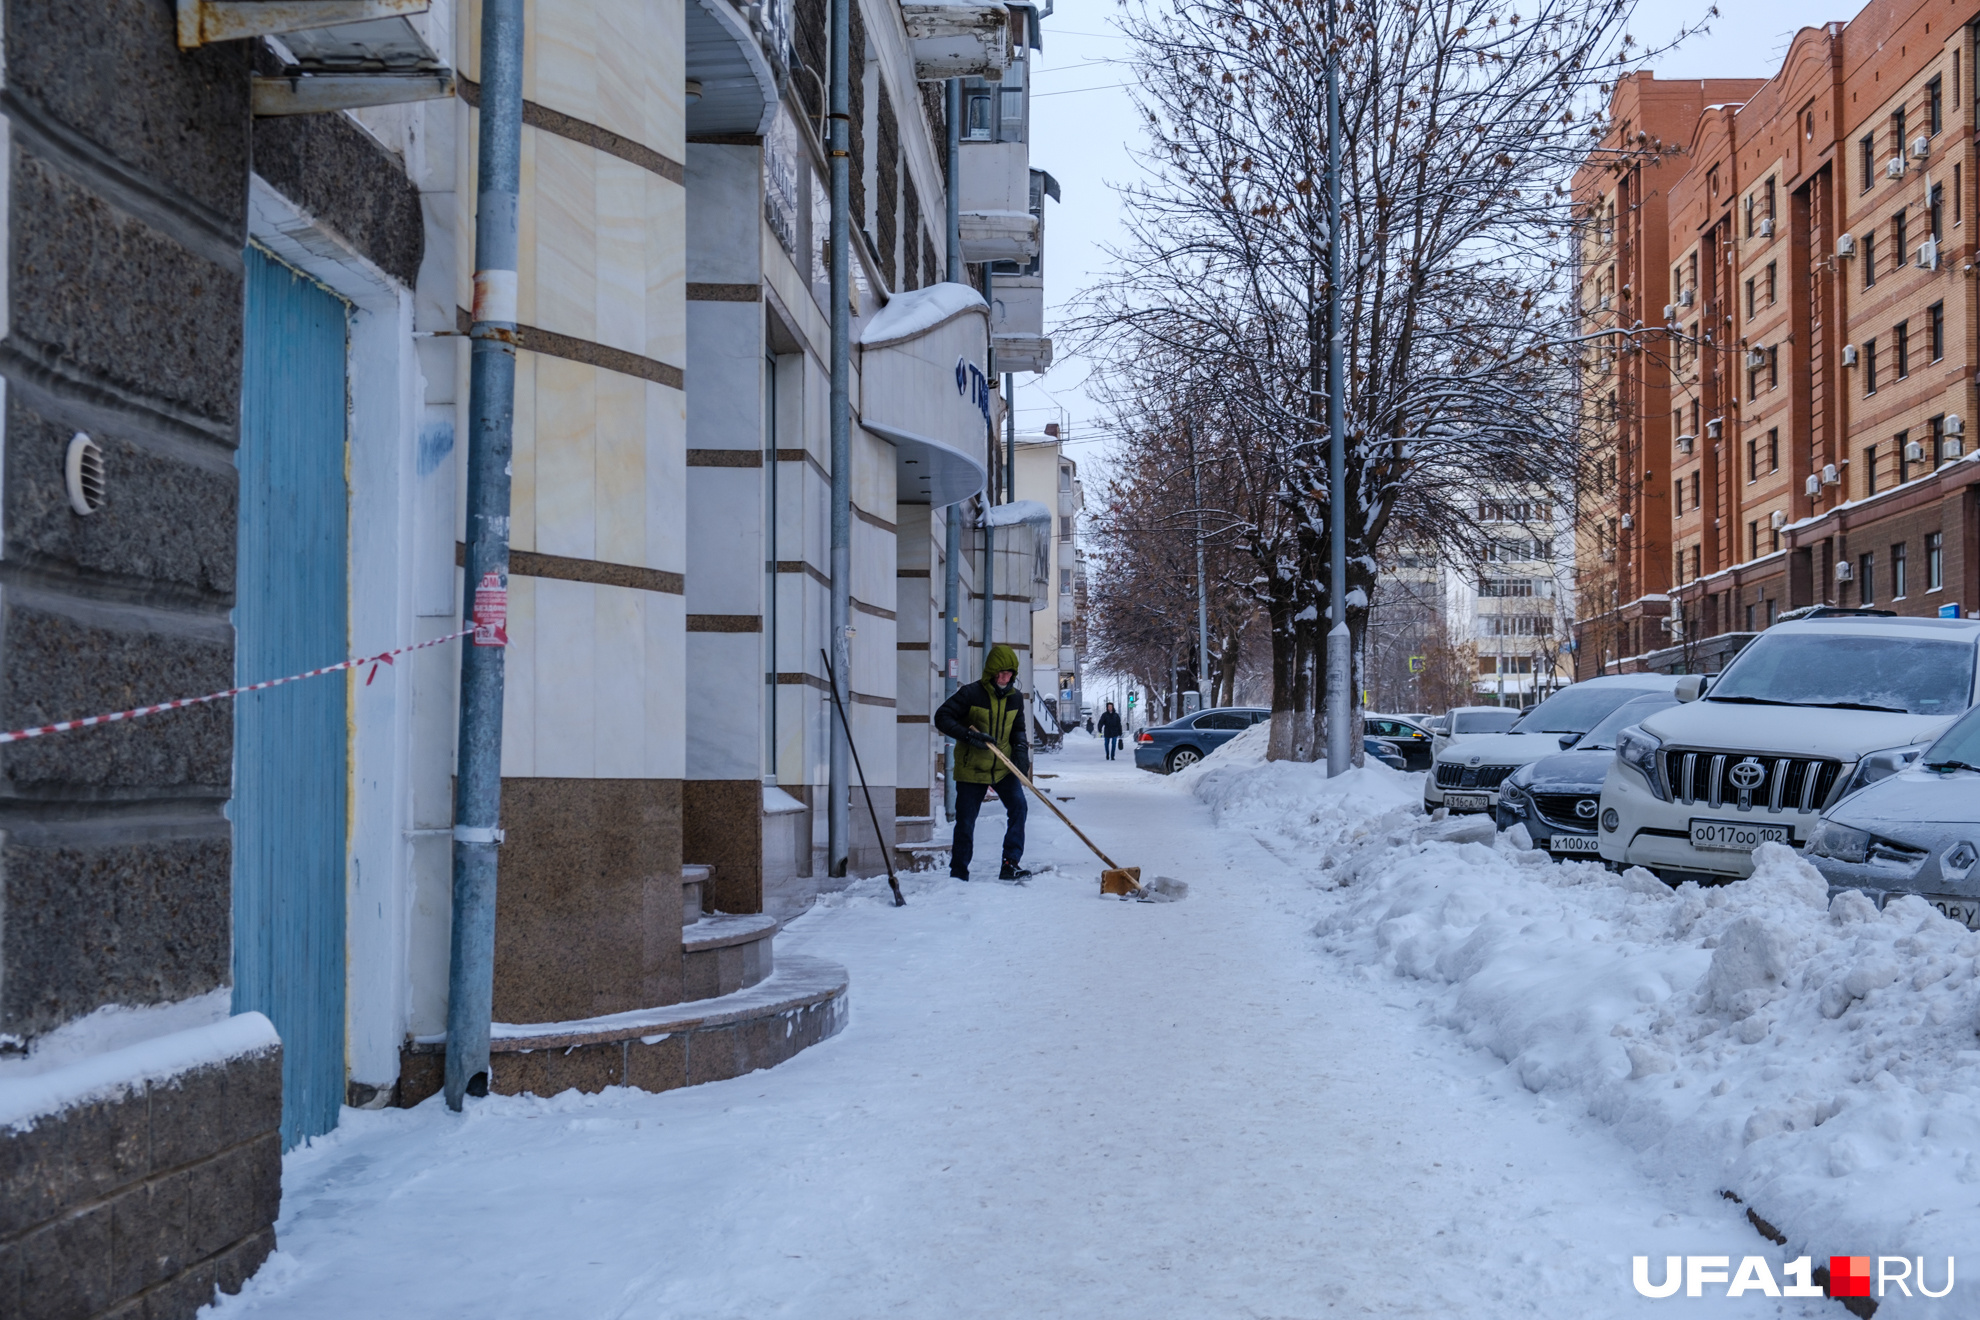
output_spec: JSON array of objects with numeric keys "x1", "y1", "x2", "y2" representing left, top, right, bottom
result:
[
  {"x1": 1888, "y1": 157, "x2": 1908, "y2": 179},
  {"x1": 1664, "y1": 303, "x2": 1676, "y2": 319},
  {"x1": 1620, "y1": 513, "x2": 1634, "y2": 529},
  {"x1": 1907, "y1": 440, "x2": 1927, "y2": 462},
  {"x1": 1837, "y1": 233, "x2": 1857, "y2": 257},
  {"x1": 1680, "y1": 288, "x2": 1695, "y2": 308},
  {"x1": 1919, "y1": 236, "x2": 1940, "y2": 270},
  {"x1": 1805, "y1": 474, "x2": 1822, "y2": 496},
  {"x1": 1677, "y1": 434, "x2": 1695, "y2": 455},
  {"x1": 1836, "y1": 559, "x2": 1855, "y2": 581},
  {"x1": 1758, "y1": 216, "x2": 1775, "y2": 238},
  {"x1": 1706, "y1": 418, "x2": 1722, "y2": 439},
  {"x1": 1946, "y1": 414, "x2": 1964, "y2": 436},
  {"x1": 1914, "y1": 135, "x2": 1932, "y2": 160},
  {"x1": 1822, "y1": 463, "x2": 1840, "y2": 485},
  {"x1": 1745, "y1": 348, "x2": 1768, "y2": 369},
  {"x1": 1770, "y1": 510, "x2": 1787, "y2": 529},
  {"x1": 1841, "y1": 344, "x2": 1859, "y2": 365},
  {"x1": 1945, "y1": 439, "x2": 1966, "y2": 459}
]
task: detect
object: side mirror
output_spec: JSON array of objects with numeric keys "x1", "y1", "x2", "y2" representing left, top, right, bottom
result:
[
  {"x1": 1558, "y1": 732, "x2": 1578, "y2": 749},
  {"x1": 1674, "y1": 674, "x2": 1708, "y2": 703}
]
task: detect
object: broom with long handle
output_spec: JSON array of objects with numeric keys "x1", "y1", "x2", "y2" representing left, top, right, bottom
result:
[
  {"x1": 821, "y1": 649, "x2": 906, "y2": 907},
  {"x1": 979, "y1": 742, "x2": 1143, "y2": 896}
]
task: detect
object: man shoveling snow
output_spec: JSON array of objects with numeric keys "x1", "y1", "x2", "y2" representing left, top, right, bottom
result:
[{"x1": 935, "y1": 642, "x2": 1032, "y2": 882}]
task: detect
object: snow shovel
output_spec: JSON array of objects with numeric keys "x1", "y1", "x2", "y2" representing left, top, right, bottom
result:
[
  {"x1": 980, "y1": 742, "x2": 1142, "y2": 896},
  {"x1": 821, "y1": 649, "x2": 906, "y2": 908}
]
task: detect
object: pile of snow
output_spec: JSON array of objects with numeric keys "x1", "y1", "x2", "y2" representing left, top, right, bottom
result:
[{"x1": 1194, "y1": 747, "x2": 1980, "y2": 1270}]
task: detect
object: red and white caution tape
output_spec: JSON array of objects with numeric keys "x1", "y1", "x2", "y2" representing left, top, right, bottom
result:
[{"x1": 0, "y1": 627, "x2": 472, "y2": 746}]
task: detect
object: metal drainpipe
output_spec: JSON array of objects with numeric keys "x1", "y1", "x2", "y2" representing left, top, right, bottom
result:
[
  {"x1": 943, "y1": 76, "x2": 962, "y2": 820},
  {"x1": 1323, "y1": 8, "x2": 1352, "y2": 777},
  {"x1": 445, "y1": 0, "x2": 524, "y2": 1112},
  {"x1": 1004, "y1": 373, "x2": 1016, "y2": 513},
  {"x1": 981, "y1": 262, "x2": 996, "y2": 661},
  {"x1": 946, "y1": 79, "x2": 963, "y2": 284},
  {"x1": 826, "y1": 0, "x2": 852, "y2": 876}
]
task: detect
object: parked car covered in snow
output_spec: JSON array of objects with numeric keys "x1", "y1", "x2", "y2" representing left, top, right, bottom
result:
[
  {"x1": 1425, "y1": 676, "x2": 1682, "y2": 815},
  {"x1": 1133, "y1": 706, "x2": 1270, "y2": 772},
  {"x1": 1599, "y1": 613, "x2": 1980, "y2": 884},
  {"x1": 1428, "y1": 705, "x2": 1520, "y2": 756},
  {"x1": 1496, "y1": 692, "x2": 1681, "y2": 856},
  {"x1": 1805, "y1": 702, "x2": 1980, "y2": 927}
]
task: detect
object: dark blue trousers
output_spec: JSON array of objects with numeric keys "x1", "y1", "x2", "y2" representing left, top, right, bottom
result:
[{"x1": 951, "y1": 778, "x2": 1026, "y2": 877}]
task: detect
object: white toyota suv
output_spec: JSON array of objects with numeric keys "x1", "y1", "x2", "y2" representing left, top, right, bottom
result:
[
  {"x1": 1599, "y1": 613, "x2": 1980, "y2": 882},
  {"x1": 1425, "y1": 675, "x2": 1681, "y2": 814}
]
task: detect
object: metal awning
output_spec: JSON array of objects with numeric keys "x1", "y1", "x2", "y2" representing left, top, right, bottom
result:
[
  {"x1": 687, "y1": 0, "x2": 780, "y2": 137},
  {"x1": 903, "y1": 0, "x2": 1014, "y2": 79},
  {"x1": 176, "y1": 1, "x2": 455, "y2": 115}
]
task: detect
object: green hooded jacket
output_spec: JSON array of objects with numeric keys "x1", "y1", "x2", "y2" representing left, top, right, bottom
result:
[{"x1": 933, "y1": 643, "x2": 1030, "y2": 785}]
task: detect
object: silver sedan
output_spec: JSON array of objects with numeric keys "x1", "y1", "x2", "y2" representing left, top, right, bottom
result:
[{"x1": 1806, "y1": 704, "x2": 1980, "y2": 928}]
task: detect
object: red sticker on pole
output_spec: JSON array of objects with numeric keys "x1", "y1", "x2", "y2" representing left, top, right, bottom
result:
[{"x1": 473, "y1": 571, "x2": 509, "y2": 647}]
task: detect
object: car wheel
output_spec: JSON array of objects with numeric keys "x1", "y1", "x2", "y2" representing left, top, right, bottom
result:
[{"x1": 1166, "y1": 746, "x2": 1202, "y2": 773}]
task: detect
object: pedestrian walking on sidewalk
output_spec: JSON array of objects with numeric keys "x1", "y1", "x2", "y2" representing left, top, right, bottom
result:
[
  {"x1": 935, "y1": 643, "x2": 1031, "y2": 881},
  {"x1": 1098, "y1": 702, "x2": 1123, "y2": 761}
]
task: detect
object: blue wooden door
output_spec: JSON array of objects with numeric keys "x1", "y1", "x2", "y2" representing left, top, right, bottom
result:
[{"x1": 233, "y1": 247, "x2": 350, "y2": 1150}]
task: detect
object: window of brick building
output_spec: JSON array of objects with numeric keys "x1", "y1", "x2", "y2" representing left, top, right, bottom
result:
[
  {"x1": 1865, "y1": 443, "x2": 1879, "y2": 496},
  {"x1": 1895, "y1": 320, "x2": 1910, "y2": 378},
  {"x1": 1749, "y1": 521, "x2": 1760, "y2": 560},
  {"x1": 1860, "y1": 133, "x2": 1876, "y2": 191},
  {"x1": 1768, "y1": 427, "x2": 1780, "y2": 472},
  {"x1": 1766, "y1": 261, "x2": 1777, "y2": 305},
  {"x1": 1745, "y1": 277, "x2": 1756, "y2": 317},
  {"x1": 1891, "y1": 106, "x2": 1907, "y2": 159},
  {"x1": 1931, "y1": 415, "x2": 1947, "y2": 469},
  {"x1": 1894, "y1": 211, "x2": 1908, "y2": 267},
  {"x1": 1893, "y1": 542, "x2": 1908, "y2": 599},
  {"x1": 1747, "y1": 437, "x2": 1758, "y2": 483},
  {"x1": 1769, "y1": 344, "x2": 1779, "y2": 391},
  {"x1": 1929, "y1": 76, "x2": 1944, "y2": 135},
  {"x1": 1928, "y1": 532, "x2": 1945, "y2": 590},
  {"x1": 1864, "y1": 233, "x2": 1877, "y2": 286},
  {"x1": 1898, "y1": 429, "x2": 1913, "y2": 484},
  {"x1": 1674, "y1": 478, "x2": 1683, "y2": 514},
  {"x1": 1860, "y1": 553, "x2": 1876, "y2": 606},
  {"x1": 1766, "y1": 176, "x2": 1777, "y2": 224},
  {"x1": 1931, "y1": 183, "x2": 1944, "y2": 242},
  {"x1": 1691, "y1": 545, "x2": 1702, "y2": 581},
  {"x1": 1930, "y1": 301, "x2": 1945, "y2": 360},
  {"x1": 1865, "y1": 337, "x2": 1878, "y2": 393},
  {"x1": 1690, "y1": 471, "x2": 1700, "y2": 511}
]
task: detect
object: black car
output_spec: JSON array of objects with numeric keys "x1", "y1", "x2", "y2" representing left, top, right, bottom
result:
[
  {"x1": 1496, "y1": 692, "x2": 1681, "y2": 858},
  {"x1": 1134, "y1": 707, "x2": 1271, "y2": 772},
  {"x1": 1364, "y1": 715, "x2": 1434, "y2": 771}
]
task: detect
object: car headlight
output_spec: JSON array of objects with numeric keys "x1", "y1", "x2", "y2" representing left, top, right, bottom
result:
[
  {"x1": 1500, "y1": 783, "x2": 1529, "y2": 816},
  {"x1": 1840, "y1": 743, "x2": 1930, "y2": 798},
  {"x1": 1614, "y1": 725, "x2": 1667, "y2": 801},
  {"x1": 1806, "y1": 819, "x2": 1870, "y2": 864}
]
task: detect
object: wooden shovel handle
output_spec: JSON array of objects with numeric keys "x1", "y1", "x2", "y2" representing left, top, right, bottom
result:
[{"x1": 982, "y1": 742, "x2": 1122, "y2": 871}]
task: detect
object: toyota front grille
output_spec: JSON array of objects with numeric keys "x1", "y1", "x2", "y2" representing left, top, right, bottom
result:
[{"x1": 1660, "y1": 749, "x2": 1843, "y2": 812}]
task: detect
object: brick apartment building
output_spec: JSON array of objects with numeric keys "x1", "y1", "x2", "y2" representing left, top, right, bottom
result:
[{"x1": 1574, "y1": 3, "x2": 1980, "y2": 676}]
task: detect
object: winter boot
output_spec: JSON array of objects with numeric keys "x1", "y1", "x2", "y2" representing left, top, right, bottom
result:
[{"x1": 998, "y1": 862, "x2": 1032, "y2": 881}]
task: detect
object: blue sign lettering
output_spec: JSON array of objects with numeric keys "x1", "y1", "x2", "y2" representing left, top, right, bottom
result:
[{"x1": 955, "y1": 356, "x2": 992, "y2": 424}]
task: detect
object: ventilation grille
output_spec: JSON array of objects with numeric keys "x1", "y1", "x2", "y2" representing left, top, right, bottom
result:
[{"x1": 66, "y1": 432, "x2": 106, "y2": 515}]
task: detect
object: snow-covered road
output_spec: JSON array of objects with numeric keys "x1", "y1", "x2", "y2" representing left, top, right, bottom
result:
[{"x1": 215, "y1": 734, "x2": 1825, "y2": 1318}]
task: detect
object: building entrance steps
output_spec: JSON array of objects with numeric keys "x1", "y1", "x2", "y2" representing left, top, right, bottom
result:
[
  {"x1": 682, "y1": 863, "x2": 712, "y2": 926},
  {"x1": 895, "y1": 815, "x2": 935, "y2": 844},
  {"x1": 683, "y1": 911, "x2": 779, "y2": 999},
  {"x1": 397, "y1": 955, "x2": 848, "y2": 1104}
]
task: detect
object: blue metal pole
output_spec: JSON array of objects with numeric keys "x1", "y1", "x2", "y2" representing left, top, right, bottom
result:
[
  {"x1": 946, "y1": 79, "x2": 963, "y2": 284},
  {"x1": 943, "y1": 76, "x2": 964, "y2": 821},
  {"x1": 827, "y1": 0, "x2": 852, "y2": 876},
  {"x1": 445, "y1": 0, "x2": 524, "y2": 1111}
]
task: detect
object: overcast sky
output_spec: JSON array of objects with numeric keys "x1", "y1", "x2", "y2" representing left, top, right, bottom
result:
[{"x1": 1020, "y1": 0, "x2": 1821, "y2": 471}]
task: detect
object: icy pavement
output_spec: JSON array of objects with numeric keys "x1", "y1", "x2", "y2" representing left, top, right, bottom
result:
[{"x1": 215, "y1": 733, "x2": 1832, "y2": 1319}]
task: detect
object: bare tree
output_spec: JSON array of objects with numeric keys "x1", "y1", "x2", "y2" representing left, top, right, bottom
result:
[{"x1": 1075, "y1": 0, "x2": 1694, "y2": 759}]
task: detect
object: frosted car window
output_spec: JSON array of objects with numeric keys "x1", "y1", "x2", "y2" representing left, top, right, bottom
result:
[
  {"x1": 1512, "y1": 684, "x2": 1670, "y2": 734},
  {"x1": 1452, "y1": 710, "x2": 1520, "y2": 734},
  {"x1": 1709, "y1": 634, "x2": 1975, "y2": 715},
  {"x1": 1925, "y1": 705, "x2": 1980, "y2": 766}
]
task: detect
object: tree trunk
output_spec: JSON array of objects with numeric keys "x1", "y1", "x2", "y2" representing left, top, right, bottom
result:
[{"x1": 1267, "y1": 600, "x2": 1298, "y2": 760}]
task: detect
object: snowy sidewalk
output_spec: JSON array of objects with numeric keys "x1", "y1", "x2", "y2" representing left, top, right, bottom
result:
[{"x1": 214, "y1": 735, "x2": 1818, "y2": 1318}]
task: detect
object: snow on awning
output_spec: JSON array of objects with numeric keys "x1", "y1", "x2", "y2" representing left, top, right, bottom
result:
[{"x1": 859, "y1": 283, "x2": 991, "y2": 507}]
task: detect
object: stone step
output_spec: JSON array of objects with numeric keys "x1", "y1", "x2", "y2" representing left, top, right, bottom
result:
[
  {"x1": 682, "y1": 863, "x2": 712, "y2": 926},
  {"x1": 895, "y1": 815, "x2": 934, "y2": 844},
  {"x1": 683, "y1": 911, "x2": 779, "y2": 999},
  {"x1": 896, "y1": 840, "x2": 952, "y2": 870},
  {"x1": 399, "y1": 955, "x2": 848, "y2": 1103}
]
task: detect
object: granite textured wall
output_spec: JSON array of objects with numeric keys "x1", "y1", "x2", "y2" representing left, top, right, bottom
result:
[{"x1": 0, "y1": 1042, "x2": 283, "y2": 1320}]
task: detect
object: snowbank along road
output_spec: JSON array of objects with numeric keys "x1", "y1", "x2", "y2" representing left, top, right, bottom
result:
[{"x1": 217, "y1": 730, "x2": 1905, "y2": 1318}]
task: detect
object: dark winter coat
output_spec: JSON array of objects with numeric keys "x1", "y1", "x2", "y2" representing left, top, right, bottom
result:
[
  {"x1": 936, "y1": 644, "x2": 1030, "y2": 784},
  {"x1": 1097, "y1": 710, "x2": 1123, "y2": 739}
]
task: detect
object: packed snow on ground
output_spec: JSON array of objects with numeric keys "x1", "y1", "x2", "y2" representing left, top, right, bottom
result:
[
  {"x1": 1187, "y1": 728, "x2": 1980, "y2": 1307},
  {"x1": 207, "y1": 731, "x2": 1833, "y2": 1319}
]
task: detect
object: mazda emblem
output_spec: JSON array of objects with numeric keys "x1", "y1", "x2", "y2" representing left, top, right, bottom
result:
[{"x1": 1574, "y1": 798, "x2": 1597, "y2": 819}]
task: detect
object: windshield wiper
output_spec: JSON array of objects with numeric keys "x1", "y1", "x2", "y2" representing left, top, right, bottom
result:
[
  {"x1": 1708, "y1": 695, "x2": 1909, "y2": 713},
  {"x1": 1926, "y1": 760, "x2": 1980, "y2": 774}
]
